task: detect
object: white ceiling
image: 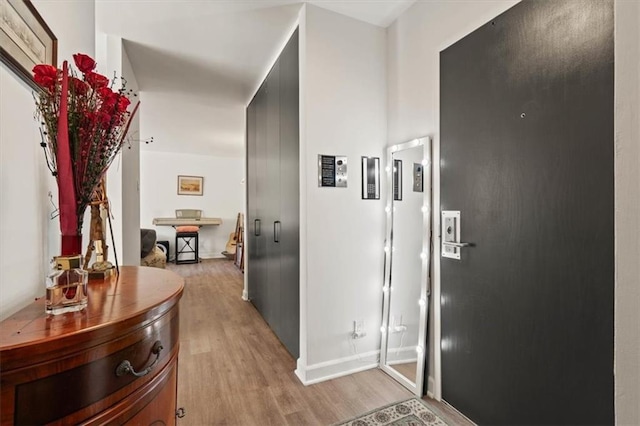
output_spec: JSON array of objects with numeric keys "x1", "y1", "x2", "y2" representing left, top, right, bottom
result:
[{"x1": 96, "y1": 0, "x2": 415, "y2": 157}]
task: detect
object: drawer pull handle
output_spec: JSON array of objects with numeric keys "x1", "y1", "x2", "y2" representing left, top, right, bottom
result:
[{"x1": 115, "y1": 340, "x2": 163, "y2": 378}]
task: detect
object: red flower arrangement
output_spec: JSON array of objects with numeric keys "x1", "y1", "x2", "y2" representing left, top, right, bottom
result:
[{"x1": 34, "y1": 53, "x2": 139, "y2": 255}]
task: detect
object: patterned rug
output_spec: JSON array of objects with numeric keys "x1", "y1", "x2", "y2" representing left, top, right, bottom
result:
[{"x1": 335, "y1": 398, "x2": 448, "y2": 426}]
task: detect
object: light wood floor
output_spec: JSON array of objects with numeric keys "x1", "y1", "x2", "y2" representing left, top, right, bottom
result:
[{"x1": 168, "y1": 259, "x2": 472, "y2": 425}]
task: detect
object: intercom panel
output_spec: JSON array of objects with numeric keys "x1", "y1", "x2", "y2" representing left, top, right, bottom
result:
[
  {"x1": 318, "y1": 155, "x2": 348, "y2": 188},
  {"x1": 413, "y1": 163, "x2": 424, "y2": 192}
]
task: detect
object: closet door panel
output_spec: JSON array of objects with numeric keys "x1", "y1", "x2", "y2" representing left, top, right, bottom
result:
[
  {"x1": 246, "y1": 99, "x2": 258, "y2": 303},
  {"x1": 265, "y1": 62, "x2": 282, "y2": 332},
  {"x1": 278, "y1": 31, "x2": 300, "y2": 358},
  {"x1": 251, "y1": 84, "x2": 268, "y2": 317}
]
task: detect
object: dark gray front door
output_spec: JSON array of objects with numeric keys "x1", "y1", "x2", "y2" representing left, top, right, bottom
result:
[{"x1": 440, "y1": 1, "x2": 614, "y2": 424}]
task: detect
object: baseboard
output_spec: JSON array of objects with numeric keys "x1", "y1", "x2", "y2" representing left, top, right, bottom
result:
[
  {"x1": 199, "y1": 252, "x2": 226, "y2": 259},
  {"x1": 295, "y1": 350, "x2": 380, "y2": 385},
  {"x1": 294, "y1": 358, "x2": 307, "y2": 384},
  {"x1": 387, "y1": 357, "x2": 418, "y2": 366},
  {"x1": 386, "y1": 345, "x2": 417, "y2": 363},
  {"x1": 427, "y1": 376, "x2": 436, "y2": 399},
  {"x1": 242, "y1": 289, "x2": 249, "y2": 301}
]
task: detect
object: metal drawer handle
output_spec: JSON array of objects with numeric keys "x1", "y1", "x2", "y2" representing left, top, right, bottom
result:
[
  {"x1": 442, "y1": 241, "x2": 471, "y2": 248},
  {"x1": 274, "y1": 221, "x2": 281, "y2": 243},
  {"x1": 116, "y1": 340, "x2": 163, "y2": 378}
]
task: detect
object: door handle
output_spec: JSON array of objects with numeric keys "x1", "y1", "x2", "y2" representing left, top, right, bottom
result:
[
  {"x1": 274, "y1": 221, "x2": 281, "y2": 243},
  {"x1": 442, "y1": 241, "x2": 471, "y2": 248},
  {"x1": 254, "y1": 219, "x2": 261, "y2": 236}
]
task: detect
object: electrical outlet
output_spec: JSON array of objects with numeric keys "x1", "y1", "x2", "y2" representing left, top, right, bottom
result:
[
  {"x1": 352, "y1": 320, "x2": 366, "y2": 339},
  {"x1": 392, "y1": 315, "x2": 407, "y2": 333},
  {"x1": 394, "y1": 324, "x2": 407, "y2": 333}
]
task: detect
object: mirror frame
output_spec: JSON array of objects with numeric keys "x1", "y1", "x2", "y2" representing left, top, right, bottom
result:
[{"x1": 380, "y1": 136, "x2": 432, "y2": 396}]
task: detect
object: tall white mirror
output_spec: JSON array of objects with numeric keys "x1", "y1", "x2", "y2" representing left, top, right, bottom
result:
[{"x1": 380, "y1": 137, "x2": 431, "y2": 395}]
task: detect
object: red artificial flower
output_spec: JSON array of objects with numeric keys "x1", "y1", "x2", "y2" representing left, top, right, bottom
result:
[
  {"x1": 32, "y1": 64, "x2": 58, "y2": 89},
  {"x1": 72, "y1": 53, "x2": 96, "y2": 74},
  {"x1": 70, "y1": 77, "x2": 89, "y2": 95},
  {"x1": 85, "y1": 71, "x2": 109, "y2": 88},
  {"x1": 97, "y1": 111, "x2": 112, "y2": 126},
  {"x1": 117, "y1": 95, "x2": 131, "y2": 113},
  {"x1": 97, "y1": 86, "x2": 113, "y2": 99},
  {"x1": 100, "y1": 91, "x2": 119, "y2": 111}
]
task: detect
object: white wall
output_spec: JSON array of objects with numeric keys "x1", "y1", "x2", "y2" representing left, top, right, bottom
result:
[
  {"x1": 93, "y1": 34, "x2": 142, "y2": 267},
  {"x1": 0, "y1": 0, "x2": 95, "y2": 320},
  {"x1": 0, "y1": 65, "x2": 48, "y2": 320},
  {"x1": 296, "y1": 4, "x2": 388, "y2": 384},
  {"x1": 139, "y1": 151, "x2": 244, "y2": 259},
  {"x1": 121, "y1": 46, "x2": 141, "y2": 265},
  {"x1": 614, "y1": 1, "x2": 640, "y2": 424},
  {"x1": 33, "y1": 0, "x2": 96, "y2": 67},
  {"x1": 95, "y1": 34, "x2": 122, "y2": 265}
]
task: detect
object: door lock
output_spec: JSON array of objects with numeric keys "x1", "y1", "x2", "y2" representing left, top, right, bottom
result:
[{"x1": 441, "y1": 211, "x2": 471, "y2": 259}]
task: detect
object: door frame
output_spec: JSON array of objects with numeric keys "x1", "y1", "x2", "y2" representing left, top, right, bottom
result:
[{"x1": 431, "y1": 135, "x2": 442, "y2": 401}]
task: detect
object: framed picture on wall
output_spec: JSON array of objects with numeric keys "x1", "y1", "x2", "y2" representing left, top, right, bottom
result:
[
  {"x1": 393, "y1": 159, "x2": 403, "y2": 201},
  {"x1": 361, "y1": 156, "x2": 380, "y2": 200},
  {"x1": 177, "y1": 175, "x2": 203, "y2": 196},
  {"x1": 0, "y1": 0, "x2": 57, "y2": 91}
]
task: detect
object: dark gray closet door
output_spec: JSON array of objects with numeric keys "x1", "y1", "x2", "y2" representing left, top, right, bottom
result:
[
  {"x1": 246, "y1": 95, "x2": 258, "y2": 303},
  {"x1": 246, "y1": 30, "x2": 299, "y2": 359},
  {"x1": 278, "y1": 31, "x2": 300, "y2": 358},
  {"x1": 265, "y1": 61, "x2": 282, "y2": 330},
  {"x1": 249, "y1": 83, "x2": 269, "y2": 315},
  {"x1": 440, "y1": 1, "x2": 614, "y2": 424}
]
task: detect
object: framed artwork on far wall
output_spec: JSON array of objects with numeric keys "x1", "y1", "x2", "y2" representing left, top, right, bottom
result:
[
  {"x1": 177, "y1": 175, "x2": 203, "y2": 196},
  {"x1": 0, "y1": 0, "x2": 57, "y2": 91}
]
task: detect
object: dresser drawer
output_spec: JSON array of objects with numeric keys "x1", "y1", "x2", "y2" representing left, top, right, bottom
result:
[
  {"x1": 1, "y1": 268, "x2": 184, "y2": 426},
  {"x1": 3, "y1": 305, "x2": 179, "y2": 425}
]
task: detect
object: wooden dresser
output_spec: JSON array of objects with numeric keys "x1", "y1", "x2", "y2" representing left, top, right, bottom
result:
[{"x1": 0, "y1": 266, "x2": 184, "y2": 425}]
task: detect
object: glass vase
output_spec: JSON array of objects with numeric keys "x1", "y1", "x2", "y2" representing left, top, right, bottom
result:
[{"x1": 46, "y1": 236, "x2": 88, "y2": 314}]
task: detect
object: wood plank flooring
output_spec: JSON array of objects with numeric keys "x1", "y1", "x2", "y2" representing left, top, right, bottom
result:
[{"x1": 168, "y1": 259, "x2": 472, "y2": 425}]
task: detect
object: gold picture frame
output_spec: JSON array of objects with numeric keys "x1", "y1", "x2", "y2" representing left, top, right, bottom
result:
[
  {"x1": 177, "y1": 175, "x2": 203, "y2": 196},
  {"x1": 0, "y1": 0, "x2": 57, "y2": 91}
]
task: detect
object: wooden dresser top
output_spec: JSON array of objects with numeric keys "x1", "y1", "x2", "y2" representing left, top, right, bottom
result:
[{"x1": 0, "y1": 266, "x2": 184, "y2": 369}]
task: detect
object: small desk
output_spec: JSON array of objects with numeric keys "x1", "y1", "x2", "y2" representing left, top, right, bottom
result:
[
  {"x1": 152, "y1": 217, "x2": 222, "y2": 227},
  {"x1": 152, "y1": 217, "x2": 222, "y2": 264}
]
